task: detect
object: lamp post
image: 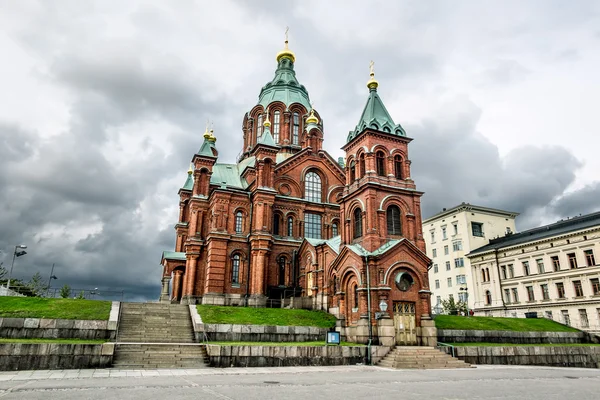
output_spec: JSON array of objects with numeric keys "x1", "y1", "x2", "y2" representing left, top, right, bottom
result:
[
  {"x1": 7, "y1": 245, "x2": 27, "y2": 292},
  {"x1": 375, "y1": 299, "x2": 389, "y2": 320},
  {"x1": 46, "y1": 263, "x2": 58, "y2": 297},
  {"x1": 459, "y1": 286, "x2": 469, "y2": 316}
]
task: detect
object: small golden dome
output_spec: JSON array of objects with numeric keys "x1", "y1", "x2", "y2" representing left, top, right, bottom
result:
[
  {"x1": 203, "y1": 126, "x2": 211, "y2": 140},
  {"x1": 367, "y1": 60, "x2": 379, "y2": 89},
  {"x1": 306, "y1": 108, "x2": 319, "y2": 125},
  {"x1": 207, "y1": 129, "x2": 217, "y2": 143},
  {"x1": 276, "y1": 27, "x2": 296, "y2": 63},
  {"x1": 263, "y1": 109, "x2": 271, "y2": 128},
  {"x1": 188, "y1": 163, "x2": 194, "y2": 174}
]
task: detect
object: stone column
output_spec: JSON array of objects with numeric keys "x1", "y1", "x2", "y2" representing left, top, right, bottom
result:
[
  {"x1": 376, "y1": 317, "x2": 395, "y2": 346},
  {"x1": 172, "y1": 270, "x2": 183, "y2": 301},
  {"x1": 160, "y1": 276, "x2": 171, "y2": 303}
]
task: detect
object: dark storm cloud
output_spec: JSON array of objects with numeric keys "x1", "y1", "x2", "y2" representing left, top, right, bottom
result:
[{"x1": 549, "y1": 182, "x2": 600, "y2": 218}]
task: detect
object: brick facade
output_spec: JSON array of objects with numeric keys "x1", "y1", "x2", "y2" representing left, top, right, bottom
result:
[{"x1": 160, "y1": 48, "x2": 432, "y2": 332}]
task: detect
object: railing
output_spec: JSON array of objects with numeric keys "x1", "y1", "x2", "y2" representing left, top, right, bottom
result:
[
  {"x1": 437, "y1": 341, "x2": 456, "y2": 358},
  {"x1": 115, "y1": 301, "x2": 123, "y2": 343}
]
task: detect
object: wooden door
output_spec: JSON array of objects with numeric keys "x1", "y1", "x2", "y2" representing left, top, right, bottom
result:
[{"x1": 393, "y1": 301, "x2": 417, "y2": 345}]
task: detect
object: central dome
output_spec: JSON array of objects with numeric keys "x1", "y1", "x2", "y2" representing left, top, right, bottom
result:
[{"x1": 257, "y1": 57, "x2": 311, "y2": 110}]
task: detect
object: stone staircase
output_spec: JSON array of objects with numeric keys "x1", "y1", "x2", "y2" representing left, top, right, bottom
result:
[
  {"x1": 113, "y1": 303, "x2": 207, "y2": 369},
  {"x1": 378, "y1": 346, "x2": 471, "y2": 369}
]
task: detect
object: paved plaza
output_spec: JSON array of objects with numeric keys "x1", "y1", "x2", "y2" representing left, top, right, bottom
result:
[{"x1": 0, "y1": 365, "x2": 599, "y2": 399}]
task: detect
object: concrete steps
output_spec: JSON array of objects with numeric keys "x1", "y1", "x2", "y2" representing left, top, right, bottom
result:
[
  {"x1": 378, "y1": 346, "x2": 471, "y2": 369},
  {"x1": 112, "y1": 344, "x2": 208, "y2": 369},
  {"x1": 113, "y1": 303, "x2": 202, "y2": 368}
]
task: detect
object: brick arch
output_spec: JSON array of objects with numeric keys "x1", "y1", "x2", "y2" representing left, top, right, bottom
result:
[
  {"x1": 389, "y1": 148, "x2": 407, "y2": 158},
  {"x1": 288, "y1": 103, "x2": 308, "y2": 115},
  {"x1": 370, "y1": 144, "x2": 390, "y2": 156},
  {"x1": 346, "y1": 198, "x2": 365, "y2": 217},
  {"x1": 274, "y1": 176, "x2": 301, "y2": 197},
  {"x1": 379, "y1": 195, "x2": 411, "y2": 214},
  {"x1": 383, "y1": 261, "x2": 425, "y2": 290},
  {"x1": 337, "y1": 265, "x2": 362, "y2": 287},
  {"x1": 327, "y1": 185, "x2": 343, "y2": 203},
  {"x1": 350, "y1": 145, "x2": 369, "y2": 160}
]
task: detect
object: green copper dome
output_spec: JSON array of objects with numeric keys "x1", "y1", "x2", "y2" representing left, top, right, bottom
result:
[
  {"x1": 347, "y1": 86, "x2": 406, "y2": 142},
  {"x1": 257, "y1": 57, "x2": 311, "y2": 110}
]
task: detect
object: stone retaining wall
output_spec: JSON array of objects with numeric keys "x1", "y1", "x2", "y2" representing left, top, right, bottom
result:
[
  {"x1": 440, "y1": 345, "x2": 600, "y2": 368},
  {"x1": 437, "y1": 329, "x2": 587, "y2": 344},
  {"x1": 206, "y1": 345, "x2": 367, "y2": 367},
  {"x1": 0, "y1": 301, "x2": 120, "y2": 340},
  {"x1": 0, "y1": 343, "x2": 114, "y2": 371}
]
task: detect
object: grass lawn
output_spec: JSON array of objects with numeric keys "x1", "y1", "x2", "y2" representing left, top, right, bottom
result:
[
  {"x1": 0, "y1": 338, "x2": 107, "y2": 344},
  {"x1": 197, "y1": 305, "x2": 337, "y2": 328},
  {"x1": 0, "y1": 297, "x2": 111, "y2": 320},
  {"x1": 434, "y1": 315, "x2": 579, "y2": 332},
  {"x1": 208, "y1": 341, "x2": 363, "y2": 347},
  {"x1": 448, "y1": 342, "x2": 600, "y2": 347}
]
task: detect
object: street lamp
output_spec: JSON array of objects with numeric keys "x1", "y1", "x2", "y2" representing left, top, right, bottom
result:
[
  {"x1": 6, "y1": 245, "x2": 27, "y2": 292},
  {"x1": 459, "y1": 286, "x2": 469, "y2": 316},
  {"x1": 46, "y1": 263, "x2": 58, "y2": 297},
  {"x1": 375, "y1": 299, "x2": 389, "y2": 319}
]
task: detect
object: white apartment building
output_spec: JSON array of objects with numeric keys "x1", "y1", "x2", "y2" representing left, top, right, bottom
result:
[
  {"x1": 468, "y1": 211, "x2": 600, "y2": 333},
  {"x1": 423, "y1": 203, "x2": 518, "y2": 310}
]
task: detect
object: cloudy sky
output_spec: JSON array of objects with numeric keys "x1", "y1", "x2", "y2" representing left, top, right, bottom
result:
[{"x1": 1, "y1": 0, "x2": 599, "y2": 300}]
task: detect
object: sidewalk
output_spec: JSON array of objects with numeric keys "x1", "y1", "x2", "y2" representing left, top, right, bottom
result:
[{"x1": 0, "y1": 365, "x2": 380, "y2": 381}]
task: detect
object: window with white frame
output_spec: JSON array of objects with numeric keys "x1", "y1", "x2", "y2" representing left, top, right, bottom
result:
[
  {"x1": 454, "y1": 258, "x2": 464, "y2": 268},
  {"x1": 292, "y1": 112, "x2": 299, "y2": 145},
  {"x1": 433, "y1": 264, "x2": 438, "y2": 273},
  {"x1": 452, "y1": 240, "x2": 462, "y2": 251},
  {"x1": 444, "y1": 245, "x2": 449, "y2": 255},
  {"x1": 471, "y1": 222, "x2": 484, "y2": 237},
  {"x1": 304, "y1": 172, "x2": 322, "y2": 202},
  {"x1": 445, "y1": 261, "x2": 451, "y2": 271},
  {"x1": 304, "y1": 213, "x2": 322, "y2": 239},
  {"x1": 273, "y1": 110, "x2": 280, "y2": 143},
  {"x1": 442, "y1": 226, "x2": 447, "y2": 240},
  {"x1": 432, "y1": 248, "x2": 437, "y2": 258},
  {"x1": 435, "y1": 279, "x2": 440, "y2": 289},
  {"x1": 447, "y1": 277, "x2": 452, "y2": 287}
]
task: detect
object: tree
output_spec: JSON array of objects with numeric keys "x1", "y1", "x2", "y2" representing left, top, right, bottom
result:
[
  {"x1": 441, "y1": 296, "x2": 468, "y2": 316},
  {"x1": 27, "y1": 272, "x2": 46, "y2": 297},
  {"x1": 75, "y1": 291, "x2": 85, "y2": 300},
  {"x1": 59, "y1": 284, "x2": 71, "y2": 298}
]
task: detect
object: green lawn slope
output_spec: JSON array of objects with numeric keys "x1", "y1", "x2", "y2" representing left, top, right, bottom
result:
[
  {"x1": 435, "y1": 315, "x2": 579, "y2": 332},
  {"x1": 0, "y1": 297, "x2": 111, "y2": 320},
  {"x1": 197, "y1": 305, "x2": 336, "y2": 328}
]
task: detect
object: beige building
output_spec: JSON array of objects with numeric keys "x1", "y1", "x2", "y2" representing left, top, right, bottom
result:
[
  {"x1": 423, "y1": 203, "x2": 519, "y2": 310},
  {"x1": 468, "y1": 211, "x2": 600, "y2": 333}
]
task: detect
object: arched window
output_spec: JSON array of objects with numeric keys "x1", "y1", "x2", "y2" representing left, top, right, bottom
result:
[
  {"x1": 305, "y1": 171, "x2": 322, "y2": 202},
  {"x1": 273, "y1": 111, "x2": 280, "y2": 143},
  {"x1": 386, "y1": 205, "x2": 401, "y2": 235},
  {"x1": 485, "y1": 290, "x2": 492, "y2": 305},
  {"x1": 257, "y1": 114, "x2": 263, "y2": 137},
  {"x1": 332, "y1": 277, "x2": 337, "y2": 294},
  {"x1": 353, "y1": 208, "x2": 362, "y2": 239},
  {"x1": 359, "y1": 154, "x2": 365, "y2": 178},
  {"x1": 287, "y1": 216, "x2": 293, "y2": 237},
  {"x1": 278, "y1": 257, "x2": 286, "y2": 286},
  {"x1": 486, "y1": 268, "x2": 490, "y2": 282},
  {"x1": 292, "y1": 112, "x2": 299, "y2": 145},
  {"x1": 376, "y1": 151, "x2": 386, "y2": 176},
  {"x1": 481, "y1": 269, "x2": 486, "y2": 282},
  {"x1": 349, "y1": 161, "x2": 356, "y2": 182},
  {"x1": 354, "y1": 284, "x2": 359, "y2": 308},
  {"x1": 232, "y1": 254, "x2": 240, "y2": 285},
  {"x1": 332, "y1": 222, "x2": 339, "y2": 237},
  {"x1": 273, "y1": 214, "x2": 280, "y2": 235},
  {"x1": 394, "y1": 155, "x2": 403, "y2": 179},
  {"x1": 235, "y1": 211, "x2": 243, "y2": 234}
]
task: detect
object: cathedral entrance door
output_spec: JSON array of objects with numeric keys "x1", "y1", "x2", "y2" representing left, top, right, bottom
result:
[{"x1": 393, "y1": 301, "x2": 417, "y2": 345}]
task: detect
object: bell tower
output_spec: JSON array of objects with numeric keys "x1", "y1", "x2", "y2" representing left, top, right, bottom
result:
[{"x1": 340, "y1": 63, "x2": 426, "y2": 253}]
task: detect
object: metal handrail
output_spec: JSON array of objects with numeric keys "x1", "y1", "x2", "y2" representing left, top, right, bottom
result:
[
  {"x1": 114, "y1": 301, "x2": 123, "y2": 342},
  {"x1": 437, "y1": 341, "x2": 455, "y2": 358}
]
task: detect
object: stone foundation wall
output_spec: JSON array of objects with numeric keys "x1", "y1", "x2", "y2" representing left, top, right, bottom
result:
[
  {"x1": 437, "y1": 329, "x2": 587, "y2": 344},
  {"x1": 200, "y1": 323, "x2": 328, "y2": 342},
  {"x1": 440, "y1": 345, "x2": 600, "y2": 368},
  {"x1": 0, "y1": 318, "x2": 115, "y2": 340},
  {"x1": 0, "y1": 343, "x2": 114, "y2": 371},
  {"x1": 206, "y1": 345, "x2": 367, "y2": 367}
]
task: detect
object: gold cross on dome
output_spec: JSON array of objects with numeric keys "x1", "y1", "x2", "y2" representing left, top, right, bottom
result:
[
  {"x1": 369, "y1": 60, "x2": 375, "y2": 76},
  {"x1": 284, "y1": 26, "x2": 289, "y2": 48}
]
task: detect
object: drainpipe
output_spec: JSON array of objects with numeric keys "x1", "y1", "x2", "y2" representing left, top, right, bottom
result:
[
  {"x1": 363, "y1": 253, "x2": 373, "y2": 366},
  {"x1": 494, "y1": 249, "x2": 506, "y2": 310},
  {"x1": 245, "y1": 194, "x2": 253, "y2": 307}
]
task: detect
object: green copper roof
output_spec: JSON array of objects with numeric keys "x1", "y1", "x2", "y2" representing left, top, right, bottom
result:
[
  {"x1": 210, "y1": 163, "x2": 247, "y2": 189},
  {"x1": 182, "y1": 171, "x2": 194, "y2": 191},
  {"x1": 257, "y1": 126, "x2": 277, "y2": 147},
  {"x1": 258, "y1": 57, "x2": 311, "y2": 110},
  {"x1": 162, "y1": 251, "x2": 186, "y2": 261},
  {"x1": 347, "y1": 87, "x2": 406, "y2": 142},
  {"x1": 197, "y1": 138, "x2": 217, "y2": 158}
]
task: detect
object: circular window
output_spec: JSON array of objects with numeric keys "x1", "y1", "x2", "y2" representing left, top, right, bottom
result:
[{"x1": 395, "y1": 272, "x2": 414, "y2": 292}]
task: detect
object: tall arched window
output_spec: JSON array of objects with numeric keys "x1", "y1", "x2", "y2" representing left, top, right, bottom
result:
[
  {"x1": 376, "y1": 151, "x2": 386, "y2": 176},
  {"x1": 359, "y1": 154, "x2": 365, "y2": 178},
  {"x1": 257, "y1": 114, "x2": 263, "y2": 137},
  {"x1": 278, "y1": 257, "x2": 286, "y2": 286},
  {"x1": 353, "y1": 208, "x2": 362, "y2": 239},
  {"x1": 481, "y1": 269, "x2": 486, "y2": 282},
  {"x1": 273, "y1": 214, "x2": 280, "y2": 235},
  {"x1": 485, "y1": 290, "x2": 492, "y2": 305},
  {"x1": 394, "y1": 155, "x2": 403, "y2": 179},
  {"x1": 386, "y1": 205, "x2": 401, "y2": 235},
  {"x1": 305, "y1": 171, "x2": 322, "y2": 202},
  {"x1": 232, "y1": 254, "x2": 240, "y2": 285},
  {"x1": 273, "y1": 111, "x2": 280, "y2": 143},
  {"x1": 486, "y1": 268, "x2": 490, "y2": 282},
  {"x1": 332, "y1": 222, "x2": 339, "y2": 237},
  {"x1": 349, "y1": 161, "x2": 356, "y2": 182},
  {"x1": 354, "y1": 284, "x2": 359, "y2": 308},
  {"x1": 287, "y1": 216, "x2": 293, "y2": 237},
  {"x1": 292, "y1": 112, "x2": 299, "y2": 145},
  {"x1": 235, "y1": 211, "x2": 243, "y2": 234},
  {"x1": 332, "y1": 277, "x2": 337, "y2": 294}
]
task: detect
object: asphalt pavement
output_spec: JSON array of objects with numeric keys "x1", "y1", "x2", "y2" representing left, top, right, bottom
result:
[{"x1": 0, "y1": 365, "x2": 599, "y2": 399}]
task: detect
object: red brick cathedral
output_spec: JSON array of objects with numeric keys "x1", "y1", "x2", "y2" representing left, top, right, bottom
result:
[{"x1": 160, "y1": 39, "x2": 433, "y2": 344}]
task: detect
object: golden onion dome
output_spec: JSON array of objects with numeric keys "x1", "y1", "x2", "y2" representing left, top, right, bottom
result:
[
  {"x1": 188, "y1": 163, "x2": 194, "y2": 174},
  {"x1": 306, "y1": 108, "x2": 319, "y2": 125},
  {"x1": 207, "y1": 129, "x2": 217, "y2": 143}
]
